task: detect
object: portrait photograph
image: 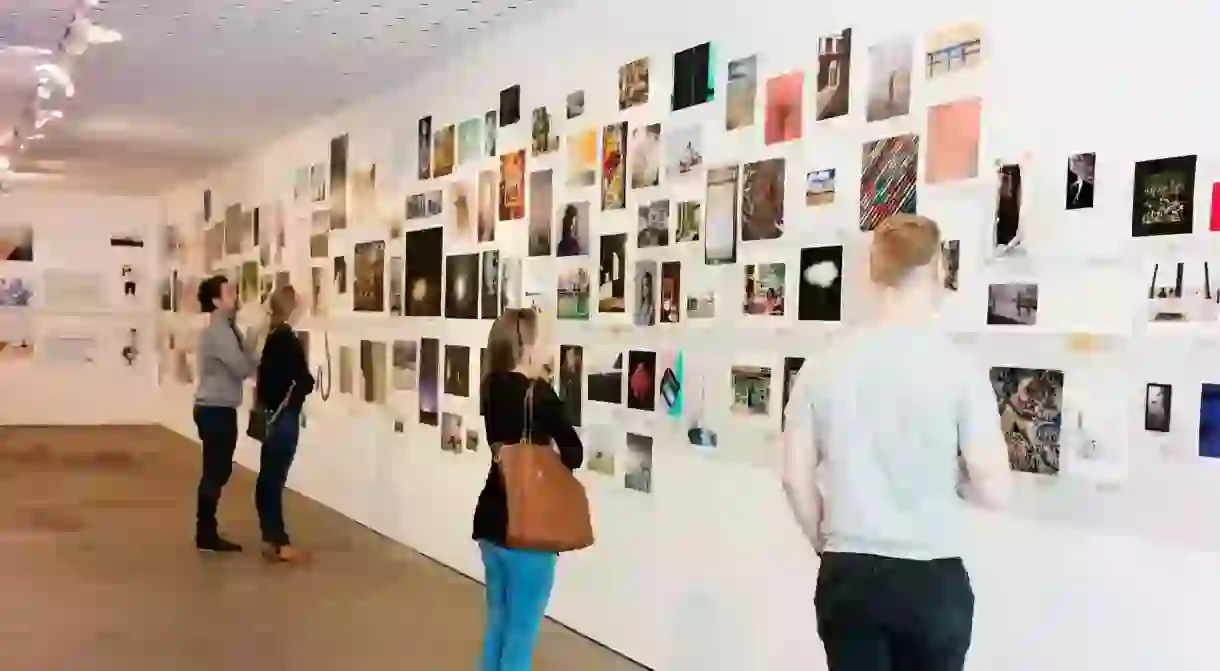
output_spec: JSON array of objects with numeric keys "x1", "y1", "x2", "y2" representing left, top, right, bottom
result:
[
  {"x1": 637, "y1": 200, "x2": 670, "y2": 248},
  {"x1": 633, "y1": 260, "x2": 658, "y2": 327},
  {"x1": 556, "y1": 202, "x2": 590, "y2": 257},
  {"x1": 1066, "y1": 152, "x2": 1096, "y2": 210}
]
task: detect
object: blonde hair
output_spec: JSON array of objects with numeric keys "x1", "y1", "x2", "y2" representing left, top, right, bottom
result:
[
  {"x1": 486, "y1": 308, "x2": 539, "y2": 375},
  {"x1": 869, "y1": 214, "x2": 941, "y2": 287},
  {"x1": 269, "y1": 285, "x2": 298, "y2": 327}
]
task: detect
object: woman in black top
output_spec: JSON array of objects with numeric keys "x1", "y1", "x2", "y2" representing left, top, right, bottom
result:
[
  {"x1": 254, "y1": 286, "x2": 315, "y2": 563},
  {"x1": 475, "y1": 307, "x2": 582, "y2": 671}
]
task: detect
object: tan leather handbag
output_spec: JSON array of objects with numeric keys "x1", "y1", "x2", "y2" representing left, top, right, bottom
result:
[{"x1": 494, "y1": 384, "x2": 594, "y2": 553}]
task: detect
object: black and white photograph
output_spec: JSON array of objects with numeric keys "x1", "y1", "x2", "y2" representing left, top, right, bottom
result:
[
  {"x1": 444, "y1": 344, "x2": 471, "y2": 397},
  {"x1": 634, "y1": 260, "x2": 658, "y2": 326},
  {"x1": 624, "y1": 433, "x2": 654, "y2": 494},
  {"x1": 598, "y1": 233, "x2": 627, "y2": 313},
  {"x1": 798, "y1": 245, "x2": 843, "y2": 321},
  {"x1": 1145, "y1": 383, "x2": 1172, "y2": 433},
  {"x1": 987, "y1": 283, "x2": 1039, "y2": 325},
  {"x1": 445, "y1": 253, "x2": 480, "y2": 319},
  {"x1": 499, "y1": 85, "x2": 520, "y2": 126},
  {"x1": 558, "y1": 345, "x2": 583, "y2": 426},
  {"x1": 637, "y1": 200, "x2": 670, "y2": 248},
  {"x1": 1066, "y1": 152, "x2": 1096, "y2": 210}
]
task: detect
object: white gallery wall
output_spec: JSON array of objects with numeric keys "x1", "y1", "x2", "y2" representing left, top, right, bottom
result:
[
  {"x1": 158, "y1": 0, "x2": 1220, "y2": 669},
  {"x1": 0, "y1": 190, "x2": 162, "y2": 425}
]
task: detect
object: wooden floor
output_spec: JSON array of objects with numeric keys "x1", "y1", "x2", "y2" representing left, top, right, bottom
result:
[{"x1": 0, "y1": 425, "x2": 645, "y2": 671}]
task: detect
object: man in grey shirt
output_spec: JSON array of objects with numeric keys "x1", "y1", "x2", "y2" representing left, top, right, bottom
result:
[{"x1": 193, "y1": 275, "x2": 262, "y2": 552}]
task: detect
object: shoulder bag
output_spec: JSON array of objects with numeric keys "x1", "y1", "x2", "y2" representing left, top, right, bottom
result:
[
  {"x1": 495, "y1": 383, "x2": 594, "y2": 553},
  {"x1": 247, "y1": 381, "x2": 296, "y2": 443}
]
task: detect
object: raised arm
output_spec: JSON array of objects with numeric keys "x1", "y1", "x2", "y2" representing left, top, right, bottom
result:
[
  {"x1": 207, "y1": 323, "x2": 259, "y2": 380},
  {"x1": 958, "y1": 370, "x2": 1014, "y2": 510},
  {"x1": 781, "y1": 370, "x2": 825, "y2": 554},
  {"x1": 532, "y1": 381, "x2": 584, "y2": 470}
]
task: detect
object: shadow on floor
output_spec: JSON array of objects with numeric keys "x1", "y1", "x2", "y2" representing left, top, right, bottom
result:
[{"x1": 0, "y1": 425, "x2": 646, "y2": 671}]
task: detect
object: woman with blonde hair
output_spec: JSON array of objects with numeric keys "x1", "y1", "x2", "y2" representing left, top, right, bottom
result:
[
  {"x1": 782, "y1": 214, "x2": 1013, "y2": 670},
  {"x1": 254, "y1": 285, "x2": 315, "y2": 563},
  {"x1": 474, "y1": 307, "x2": 583, "y2": 671}
]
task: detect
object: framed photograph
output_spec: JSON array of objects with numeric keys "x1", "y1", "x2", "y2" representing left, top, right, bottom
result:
[{"x1": 1145, "y1": 383, "x2": 1172, "y2": 433}]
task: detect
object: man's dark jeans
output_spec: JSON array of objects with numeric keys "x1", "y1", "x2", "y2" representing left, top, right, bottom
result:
[
  {"x1": 193, "y1": 405, "x2": 238, "y2": 542},
  {"x1": 816, "y1": 552, "x2": 974, "y2": 671},
  {"x1": 255, "y1": 408, "x2": 300, "y2": 547}
]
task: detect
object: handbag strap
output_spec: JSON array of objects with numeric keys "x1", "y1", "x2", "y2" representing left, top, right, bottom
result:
[
  {"x1": 522, "y1": 383, "x2": 535, "y2": 444},
  {"x1": 266, "y1": 381, "x2": 297, "y2": 426}
]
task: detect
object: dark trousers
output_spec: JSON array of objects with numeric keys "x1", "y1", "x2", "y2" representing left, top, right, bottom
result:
[
  {"x1": 193, "y1": 405, "x2": 238, "y2": 541},
  {"x1": 816, "y1": 552, "x2": 974, "y2": 671},
  {"x1": 255, "y1": 408, "x2": 300, "y2": 546}
]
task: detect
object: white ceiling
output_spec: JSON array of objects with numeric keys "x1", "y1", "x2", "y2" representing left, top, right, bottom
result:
[{"x1": 0, "y1": 0, "x2": 559, "y2": 195}]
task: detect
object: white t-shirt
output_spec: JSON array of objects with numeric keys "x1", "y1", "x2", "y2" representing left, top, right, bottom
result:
[{"x1": 784, "y1": 323, "x2": 1012, "y2": 560}]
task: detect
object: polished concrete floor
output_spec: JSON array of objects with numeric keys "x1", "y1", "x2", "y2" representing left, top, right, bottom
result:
[{"x1": 0, "y1": 425, "x2": 645, "y2": 671}]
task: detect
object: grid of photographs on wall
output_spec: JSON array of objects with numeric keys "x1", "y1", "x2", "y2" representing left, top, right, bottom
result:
[{"x1": 158, "y1": 14, "x2": 1220, "y2": 496}]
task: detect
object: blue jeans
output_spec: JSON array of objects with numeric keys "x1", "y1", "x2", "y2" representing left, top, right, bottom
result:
[
  {"x1": 255, "y1": 408, "x2": 300, "y2": 546},
  {"x1": 478, "y1": 540, "x2": 557, "y2": 671}
]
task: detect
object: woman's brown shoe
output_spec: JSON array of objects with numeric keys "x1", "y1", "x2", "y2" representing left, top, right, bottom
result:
[{"x1": 262, "y1": 543, "x2": 310, "y2": 564}]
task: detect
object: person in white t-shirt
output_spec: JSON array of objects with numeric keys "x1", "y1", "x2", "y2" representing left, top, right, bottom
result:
[{"x1": 782, "y1": 213, "x2": 1013, "y2": 671}]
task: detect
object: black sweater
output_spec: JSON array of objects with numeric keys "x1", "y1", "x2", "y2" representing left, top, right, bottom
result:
[
  {"x1": 255, "y1": 326, "x2": 315, "y2": 412},
  {"x1": 473, "y1": 372, "x2": 584, "y2": 546}
]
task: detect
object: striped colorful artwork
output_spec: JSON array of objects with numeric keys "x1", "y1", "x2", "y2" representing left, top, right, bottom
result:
[{"x1": 859, "y1": 134, "x2": 919, "y2": 231}]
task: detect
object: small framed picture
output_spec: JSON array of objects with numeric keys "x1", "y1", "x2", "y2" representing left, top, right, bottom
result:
[{"x1": 1145, "y1": 383, "x2": 1172, "y2": 432}]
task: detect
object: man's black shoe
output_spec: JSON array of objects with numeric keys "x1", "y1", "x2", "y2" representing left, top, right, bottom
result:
[{"x1": 196, "y1": 536, "x2": 243, "y2": 553}]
